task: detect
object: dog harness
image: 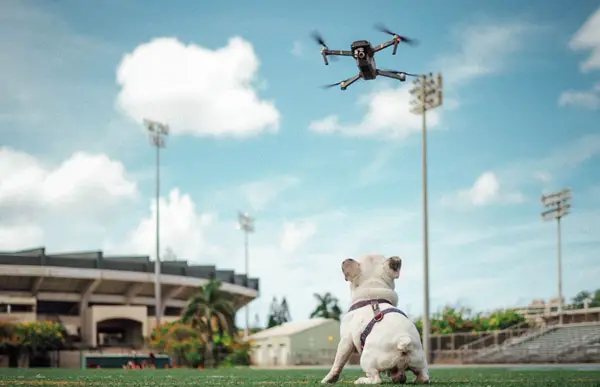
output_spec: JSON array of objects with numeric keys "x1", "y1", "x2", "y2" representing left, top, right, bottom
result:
[{"x1": 348, "y1": 299, "x2": 408, "y2": 350}]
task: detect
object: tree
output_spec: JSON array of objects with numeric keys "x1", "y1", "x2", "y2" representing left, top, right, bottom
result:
[
  {"x1": 266, "y1": 297, "x2": 292, "y2": 328},
  {"x1": 572, "y1": 289, "x2": 600, "y2": 308},
  {"x1": 181, "y1": 279, "x2": 236, "y2": 368},
  {"x1": 310, "y1": 292, "x2": 342, "y2": 321},
  {"x1": 280, "y1": 297, "x2": 292, "y2": 322}
]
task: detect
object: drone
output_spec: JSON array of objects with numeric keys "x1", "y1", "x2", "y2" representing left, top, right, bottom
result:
[{"x1": 312, "y1": 25, "x2": 419, "y2": 90}]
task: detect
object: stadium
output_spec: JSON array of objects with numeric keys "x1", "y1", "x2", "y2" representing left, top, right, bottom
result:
[{"x1": 0, "y1": 246, "x2": 259, "y2": 366}]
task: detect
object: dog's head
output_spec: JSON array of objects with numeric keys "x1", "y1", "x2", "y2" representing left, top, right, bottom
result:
[{"x1": 342, "y1": 254, "x2": 402, "y2": 303}]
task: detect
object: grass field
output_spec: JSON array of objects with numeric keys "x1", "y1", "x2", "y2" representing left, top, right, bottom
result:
[{"x1": 0, "y1": 367, "x2": 599, "y2": 387}]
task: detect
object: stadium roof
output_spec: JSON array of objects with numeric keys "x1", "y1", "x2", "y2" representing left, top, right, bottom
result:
[
  {"x1": 0, "y1": 247, "x2": 259, "y2": 309},
  {"x1": 0, "y1": 246, "x2": 258, "y2": 291}
]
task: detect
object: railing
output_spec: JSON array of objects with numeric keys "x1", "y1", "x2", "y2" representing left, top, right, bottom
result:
[
  {"x1": 459, "y1": 321, "x2": 531, "y2": 351},
  {"x1": 450, "y1": 322, "x2": 600, "y2": 364}
]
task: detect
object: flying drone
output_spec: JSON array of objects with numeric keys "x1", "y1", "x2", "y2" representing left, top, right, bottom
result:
[{"x1": 313, "y1": 24, "x2": 419, "y2": 90}]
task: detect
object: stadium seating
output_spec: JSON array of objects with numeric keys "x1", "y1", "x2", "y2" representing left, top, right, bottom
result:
[{"x1": 475, "y1": 323, "x2": 600, "y2": 363}]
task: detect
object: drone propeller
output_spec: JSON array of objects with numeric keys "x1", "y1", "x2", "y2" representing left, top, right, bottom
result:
[
  {"x1": 311, "y1": 30, "x2": 339, "y2": 62},
  {"x1": 311, "y1": 31, "x2": 328, "y2": 48},
  {"x1": 374, "y1": 24, "x2": 418, "y2": 46},
  {"x1": 322, "y1": 80, "x2": 343, "y2": 89}
]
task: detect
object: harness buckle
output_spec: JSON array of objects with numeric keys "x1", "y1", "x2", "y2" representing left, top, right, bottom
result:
[{"x1": 374, "y1": 312, "x2": 383, "y2": 322}]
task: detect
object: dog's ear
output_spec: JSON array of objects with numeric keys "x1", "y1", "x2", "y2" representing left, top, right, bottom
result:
[
  {"x1": 386, "y1": 256, "x2": 402, "y2": 279},
  {"x1": 342, "y1": 258, "x2": 361, "y2": 282}
]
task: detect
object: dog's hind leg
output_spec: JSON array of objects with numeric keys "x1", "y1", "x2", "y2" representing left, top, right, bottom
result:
[
  {"x1": 407, "y1": 352, "x2": 430, "y2": 384},
  {"x1": 321, "y1": 337, "x2": 355, "y2": 384},
  {"x1": 354, "y1": 355, "x2": 382, "y2": 384},
  {"x1": 389, "y1": 368, "x2": 407, "y2": 384}
]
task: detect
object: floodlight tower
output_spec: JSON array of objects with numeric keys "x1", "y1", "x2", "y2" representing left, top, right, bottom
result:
[
  {"x1": 541, "y1": 188, "x2": 572, "y2": 325},
  {"x1": 145, "y1": 118, "x2": 169, "y2": 327},
  {"x1": 238, "y1": 211, "x2": 255, "y2": 338},
  {"x1": 409, "y1": 72, "x2": 443, "y2": 364}
]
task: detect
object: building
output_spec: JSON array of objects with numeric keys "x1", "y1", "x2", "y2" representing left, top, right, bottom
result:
[
  {"x1": 248, "y1": 318, "x2": 340, "y2": 367},
  {"x1": 0, "y1": 247, "x2": 259, "y2": 348}
]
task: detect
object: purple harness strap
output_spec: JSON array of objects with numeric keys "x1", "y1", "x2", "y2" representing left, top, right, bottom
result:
[{"x1": 348, "y1": 299, "x2": 408, "y2": 350}]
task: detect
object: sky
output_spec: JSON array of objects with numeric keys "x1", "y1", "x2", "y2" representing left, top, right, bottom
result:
[{"x1": 0, "y1": 0, "x2": 599, "y2": 327}]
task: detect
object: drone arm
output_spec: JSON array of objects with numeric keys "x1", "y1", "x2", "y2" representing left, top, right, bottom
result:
[
  {"x1": 373, "y1": 39, "x2": 398, "y2": 54},
  {"x1": 340, "y1": 73, "x2": 361, "y2": 90},
  {"x1": 324, "y1": 49, "x2": 353, "y2": 57},
  {"x1": 321, "y1": 49, "x2": 353, "y2": 65},
  {"x1": 377, "y1": 69, "x2": 405, "y2": 82}
]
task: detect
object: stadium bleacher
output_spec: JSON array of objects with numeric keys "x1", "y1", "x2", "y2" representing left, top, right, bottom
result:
[{"x1": 475, "y1": 323, "x2": 600, "y2": 363}]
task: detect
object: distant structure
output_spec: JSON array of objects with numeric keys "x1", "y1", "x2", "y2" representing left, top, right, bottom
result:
[{"x1": 0, "y1": 247, "x2": 259, "y2": 348}]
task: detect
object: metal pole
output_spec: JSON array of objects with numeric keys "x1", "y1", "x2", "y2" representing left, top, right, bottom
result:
[
  {"x1": 420, "y1": 75, "x2": 431, "y2": 364},
  {"x1": 557, "y1": 216, "x2": 563, "y2": 325},
  {"x1": 244, "y1": 229, "x2": 250, "y2": 338},
  {"x1": 541, "y1": 188, "x2": 570, "y2": 326},
  {"x1": 155, "y1": 143, "x2": 162, "y2": 327}
]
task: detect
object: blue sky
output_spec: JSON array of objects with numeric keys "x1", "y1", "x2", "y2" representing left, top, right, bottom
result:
[{"x1": 0, "y1": 0, "x2": 599, "y2": 326}]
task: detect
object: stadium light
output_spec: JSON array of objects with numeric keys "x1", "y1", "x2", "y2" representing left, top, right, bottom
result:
[
  {"x1": 541, "y1": 188, "x2": 571, "y2": 325},
  {"x1": 410, "y1": 72, "x2": 443, "y2": 364},
  {"x1": 237, "y1": 211, "x2": 255, "y2": 338},
  {"x1": 145, "y1": 118, "x2": 169, "y2": 327}
]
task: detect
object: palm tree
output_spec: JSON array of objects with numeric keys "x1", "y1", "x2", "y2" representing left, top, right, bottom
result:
[
  {"x1": 310, "y1": 292, "x2": 342, "y2": 321},
  {"x1": 181, "y1": 279, "x2": 236, "y2": 368}
]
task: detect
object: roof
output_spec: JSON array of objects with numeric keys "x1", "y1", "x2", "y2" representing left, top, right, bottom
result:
[
  {"x1": 248, "y1": 318, "x2": 337, "y2": 340},
  {"x1": 0, "y1": 246, "x2": 259, "y2": 292}
]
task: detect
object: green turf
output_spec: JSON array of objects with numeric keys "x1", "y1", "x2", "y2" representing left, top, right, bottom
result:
[{"x1": 0, "y1": 367, "x2": 599, "y2": 386}]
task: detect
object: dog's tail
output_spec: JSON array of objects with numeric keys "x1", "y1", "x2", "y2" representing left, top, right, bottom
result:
[{"x1": 397, "y1": 336, "x2": 413, "y2": 354}]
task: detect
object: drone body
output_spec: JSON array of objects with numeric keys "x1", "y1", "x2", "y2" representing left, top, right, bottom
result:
[{"x1": 313, "y1": 25, "x2": 419, "y2": 90}]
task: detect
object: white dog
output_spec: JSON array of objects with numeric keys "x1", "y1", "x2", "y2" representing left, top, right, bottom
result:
[{"x1": 321, "y1": 254, "x2": 430, "y2": 384}]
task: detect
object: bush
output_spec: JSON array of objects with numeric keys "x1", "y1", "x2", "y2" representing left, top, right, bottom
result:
[
  {"x1": 15, "y1": 320, "x2": 67, "y2": 351},
  {"x1": 0, "y1": 320, "x2": 66, "y2": 351},
  {"x1": 150, "y1": 320, "x2": 206, "y2": 367},
  {"x1": 413, "y1": 306, "x2": 527, "y2": 336}
]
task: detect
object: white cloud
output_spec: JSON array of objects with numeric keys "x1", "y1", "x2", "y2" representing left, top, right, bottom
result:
[
  {"x1": 558, "y1": 84, "x2": 600, "y2": 110},
  {"x1": 280, "y1": 221, "x2": 317, "y2": 253},
  {"x1": 309, "y1": 85, "x2": 441, "y2": 139},
  {"x1": 568, "y1": 7, "x2": 600, "y2": 72},
  {"x1": 116, "y1": 37, "x2": 280, "y2": 138},
  {"x1": 503, "y1": 134, "x2": 600, "y2": 187},
  {"x1": 442, "y1": 134, "x2": 600, "y2": 210},
  {"x1": 291, "y1": 40, "x2": 303, "y2": 57},
  {"x1": 444, "y1": 171, "x2": 524, "y2": 207},
  {"x1": 113, "y1": 188, "x2": 217, "y2": 261},
  {"x1": 533, "y1": 171, "x2": 552, "y2": 184},
  {"x1": 438, "y1": 22, "x2": 537, "y2": 86},
  {"x1": 0, "y1": 147, "x2": 137, "y2": 223},
  {"x1": 0, "y1": 224, "x2": 43, "y2": 251},
  {"x1": 240, "y1": 176, "x2": 300, "y2": 212}
]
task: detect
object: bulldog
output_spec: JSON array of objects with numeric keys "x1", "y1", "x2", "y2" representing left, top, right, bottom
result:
[{"x1": 321, "y1": 254, "x2": 430, "y2": 384}]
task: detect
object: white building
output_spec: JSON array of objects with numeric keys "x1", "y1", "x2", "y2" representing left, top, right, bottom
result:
[{"x1": 248, "y1": 318, "x2": 340, "y2": 367}]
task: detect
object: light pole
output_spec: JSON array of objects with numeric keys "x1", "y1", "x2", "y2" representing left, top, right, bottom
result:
[
  {"x1": 238, "y1": 211, "x2": 255, "y2": 338},
  {"x1": 145, "y1": 118, "x2": 169, "y2": 327},
  {"x1": 541, "y1": 188, "x2": 572, "y2": 325},
  {"x1": 409, "y1": 72, "x2": 443, "y2": 364}
]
